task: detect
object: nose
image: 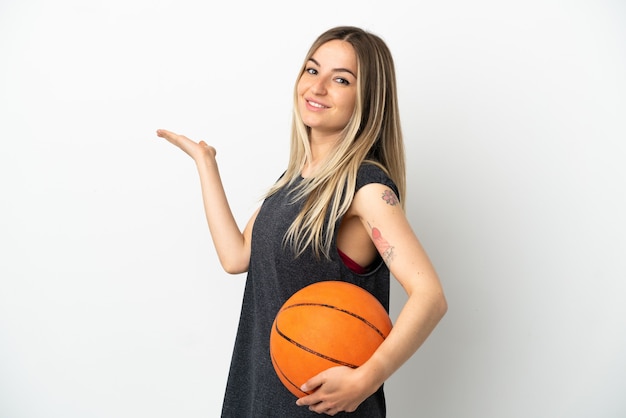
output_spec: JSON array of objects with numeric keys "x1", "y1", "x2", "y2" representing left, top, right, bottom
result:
[{"x1": 310, "y1": 77, "x2": 328, "y2": 95}]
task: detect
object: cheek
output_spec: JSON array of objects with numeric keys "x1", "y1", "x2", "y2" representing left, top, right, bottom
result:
[
  {"x1": 338, "y1": 90, "x2": 357, "y2": 113},
  {"x1": 340, "y1": 96, "x2": 357, "y2": 122},
  {"x1": 346, "y1": 93, "x2": 357, "y2": 111},
  {"x1": 296, "y1": 77, "x2": 308, "y2": 97},
  {"x1": 296, "y1": 84, "x2": 309, "y2": 111}
]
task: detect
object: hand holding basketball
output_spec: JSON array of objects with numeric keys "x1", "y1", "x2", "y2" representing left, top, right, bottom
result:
[
  {"x1": 269, "y1": 281, "x2": 392, "y2": 401},
  {"x1": 296, "y1": 364, "x2": 373, "y2": 415}
]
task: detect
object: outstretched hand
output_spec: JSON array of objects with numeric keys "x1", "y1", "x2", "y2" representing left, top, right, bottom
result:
[{"x1": 156, "y1": 129, "x2": 216, "y2": 162}]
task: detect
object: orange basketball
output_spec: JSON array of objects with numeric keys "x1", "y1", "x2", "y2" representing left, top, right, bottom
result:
[{"x1": 269, "y1": 280, "x2": 393, "y2": 398}]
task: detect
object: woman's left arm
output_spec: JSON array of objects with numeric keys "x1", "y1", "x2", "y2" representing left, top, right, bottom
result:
[
  {"x1": 355, "y1": 183, "x2": 448, "y2": 384},
  {"x1": 297, "y1": 183, "x2": 447, "y2": 415}
]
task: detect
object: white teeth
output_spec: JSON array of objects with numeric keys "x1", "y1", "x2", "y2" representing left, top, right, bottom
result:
[{"x1": 308, "y1": 100, "x2": 326, "y2": 108}]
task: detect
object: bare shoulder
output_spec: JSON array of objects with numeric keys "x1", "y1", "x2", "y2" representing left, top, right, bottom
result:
[
  {"x1": 348, "y1": 182, "x2": 418, "y2": 270},
  {"x1": 348, "y1": 182, "x2": 402, "y2": 218}
]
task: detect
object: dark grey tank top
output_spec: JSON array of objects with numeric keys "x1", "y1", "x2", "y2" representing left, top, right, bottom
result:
[{"x1": 221, "y1": 163, "x2": 399, "y2": 417}]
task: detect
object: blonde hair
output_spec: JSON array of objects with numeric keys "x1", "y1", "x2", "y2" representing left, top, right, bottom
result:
[{"x1": 265, "y1": 26, "x2": 406, "y2": 259}]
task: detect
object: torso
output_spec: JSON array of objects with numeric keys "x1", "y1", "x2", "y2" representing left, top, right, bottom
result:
[{"x1": 220, "y1": 163, "x2": 397, "y2": 417}]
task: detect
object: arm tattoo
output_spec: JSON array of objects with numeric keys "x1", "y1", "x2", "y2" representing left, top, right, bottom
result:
[
  {"x1": 369, "y1": 223, "x2": 395, "y2": 266},
  {"x1": 382, "y1": 189, "x2": 399, "y2": 206}
]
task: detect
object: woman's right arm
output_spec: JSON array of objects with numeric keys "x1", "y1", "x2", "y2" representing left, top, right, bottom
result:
[{"x1": 156, "y1": 129, "x2": 258, "y2": 274}]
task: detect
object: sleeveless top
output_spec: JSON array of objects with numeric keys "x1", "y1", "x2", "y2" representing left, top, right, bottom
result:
[{"x1": 221, "y1": 164, "x2": 399, "y2": 417}]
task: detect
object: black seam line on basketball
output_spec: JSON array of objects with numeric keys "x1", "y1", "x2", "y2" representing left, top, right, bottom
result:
[
  {"x1": 281, "y1": 302, "x2": 387, "y2": 339},
  {"x1": 274, "y1": 321, "x2": 359, "y2": 369},
  {"x1": 270, "y1": 350, "x2": 308, "y2": 396}
]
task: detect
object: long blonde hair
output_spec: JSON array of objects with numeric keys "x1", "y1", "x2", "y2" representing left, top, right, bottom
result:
[{"x1": 265, "y1": 26, "x2": 406, "y2": 259}]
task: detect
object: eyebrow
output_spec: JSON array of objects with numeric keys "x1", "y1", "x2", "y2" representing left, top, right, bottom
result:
[{"x1": 308, "y1": 57, "x2": 357, "y2": 79}]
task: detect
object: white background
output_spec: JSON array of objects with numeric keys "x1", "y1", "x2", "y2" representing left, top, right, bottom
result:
[{"x1": 1, "y1": 1, "x2": 625, "y2": 417}]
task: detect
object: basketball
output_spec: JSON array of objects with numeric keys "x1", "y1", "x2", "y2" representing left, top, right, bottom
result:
[{"x1": 269, "y1": 280, "x2": 393, "y2": 398}]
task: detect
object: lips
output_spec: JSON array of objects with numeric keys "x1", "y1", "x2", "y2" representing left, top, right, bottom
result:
[{"x1": 306, "y1": 99, "x2": 328, "y2": 109}]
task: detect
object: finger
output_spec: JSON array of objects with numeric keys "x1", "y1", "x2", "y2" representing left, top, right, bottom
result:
[
  {"x1": 309, "y1": 404, "x2": 336, "y2": 416},
  {"x1": 296, "y1": 391, "x2": 318, "y2": 407},
  {"x1": 295, "y1": 387, "x2": 323, "y2": 407},
  {"x1": 156, "y1": 128, "x2": 195, "y2": 150},
  {"x1": 156, "y1": 128, "x2": 174, "y2": 138},
  {"x1": 156, "y1": 129, "x2": 185, "y2": 143},
  {"x1": 300, "y1": 374, "x2": 324, "y2": 393},
  {"x1": 307, "y1": 402, "x2": 323, "y2": 414}
]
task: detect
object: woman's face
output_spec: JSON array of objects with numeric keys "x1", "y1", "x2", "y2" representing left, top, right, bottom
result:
[{"x1": 297, "y1": 40, "x2": 358, "y2": 141}]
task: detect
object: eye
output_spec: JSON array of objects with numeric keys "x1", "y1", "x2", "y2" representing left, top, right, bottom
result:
[
  {"x1": 335, "y1": 77, "x2": 351, "y2": 86},
  {"x1": 305, "y1": 67, "x2": 318, "y2": 75}
]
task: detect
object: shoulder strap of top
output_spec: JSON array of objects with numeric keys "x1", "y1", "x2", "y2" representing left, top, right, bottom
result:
[{"x1": 356, "y1": 163, "x2": 400, "y2": 200}]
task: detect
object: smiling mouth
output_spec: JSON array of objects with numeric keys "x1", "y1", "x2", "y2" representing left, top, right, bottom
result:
[{"x1": 307, "y1": 100, "x2": 328, "y2": 109}]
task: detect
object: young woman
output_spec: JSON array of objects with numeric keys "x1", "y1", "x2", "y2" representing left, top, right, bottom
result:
[{"x1": 157, "y1": 25, "x2": 447, "y2": 417}]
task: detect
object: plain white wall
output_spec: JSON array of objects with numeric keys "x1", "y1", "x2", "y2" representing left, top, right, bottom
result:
[{"x1": 1, "y1": 0, "x2": 624, "y2": 417}]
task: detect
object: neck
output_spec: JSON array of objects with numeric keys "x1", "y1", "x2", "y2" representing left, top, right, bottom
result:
[
  {"x1": 302, "y1": 138, "x2": 336, "y2": 177},
  {"x1": 303, "y1": 132, "x2": 338, "y2": 178}
]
